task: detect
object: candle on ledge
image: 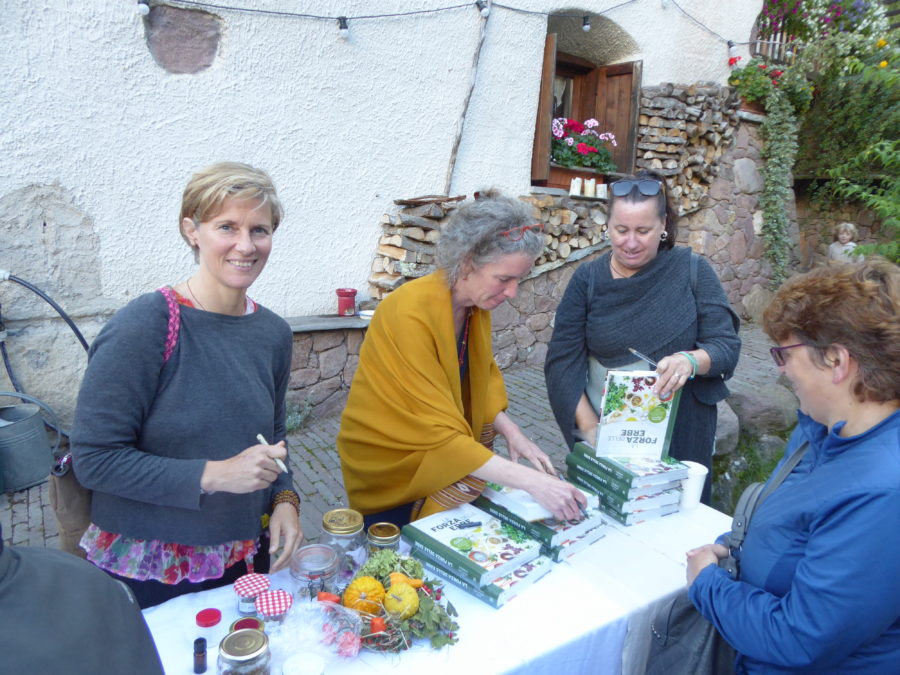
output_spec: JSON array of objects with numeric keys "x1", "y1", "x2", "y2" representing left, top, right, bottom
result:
[
  {"x1": 597, "y1": 183, "x2": 608, "y2": 200},
  {"x1": 584, "y1": 178, "x2": 596, "y2": 197},
  {"x1": 569, "y1": 177, "x2": 582, "y2": 196}
]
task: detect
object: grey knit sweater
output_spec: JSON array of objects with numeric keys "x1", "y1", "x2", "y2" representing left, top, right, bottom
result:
[
  {"x1": 545, "y1": 247, "x2": 741, "y2": 455},
  {"x1": 72, "y1": 291, "x2": 293, "y2": 545}
]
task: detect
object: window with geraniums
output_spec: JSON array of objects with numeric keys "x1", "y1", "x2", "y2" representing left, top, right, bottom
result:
[{"x1": 530, "y1": 22, "x2": 641, "y2": 189}]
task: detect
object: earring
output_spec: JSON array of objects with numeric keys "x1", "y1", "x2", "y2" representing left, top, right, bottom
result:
[{"x1": 660, "y1": 231, "x2": 668, "y2": 241}]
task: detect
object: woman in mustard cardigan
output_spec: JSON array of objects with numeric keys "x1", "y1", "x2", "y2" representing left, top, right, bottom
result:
[{"x1": 338, "y1": 191, "x2": 585, "y2": 528}]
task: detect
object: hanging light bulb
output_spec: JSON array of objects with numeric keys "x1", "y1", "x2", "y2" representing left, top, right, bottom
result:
[
  {"x1": 337, "y1": 16, "x2": 349, "y2": 40},
  {"x1": 727, "y1": 40, "x2": 737, "y2": 56},
  {"x1": 137, "y1": 0, "x2": 150, "y2": 16},
  {"x1": 475, "y1": 1, "x2": 490, "y2": 17},
  {"x1": 582, "y1": 16, "x2": 591, "y2": 32}
]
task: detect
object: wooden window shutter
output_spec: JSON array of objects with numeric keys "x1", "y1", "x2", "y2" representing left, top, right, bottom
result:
[
  {"x1": 530, "y1": 33, "x2": 557, "y2": 182},
  {"x1": 593, "y1": 60, "x2": 642, "y2": 175}
]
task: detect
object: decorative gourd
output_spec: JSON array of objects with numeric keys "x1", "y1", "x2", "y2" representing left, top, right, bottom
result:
[
  {"x1": 383, "y1": 582, "x2": 420, "y2": 620},
  {"x1": 342, "y1": 576, "x2": 385, "y2": 614},
  {"x1": 388, "y1": 572, "x2": 424, "y2": 589}
]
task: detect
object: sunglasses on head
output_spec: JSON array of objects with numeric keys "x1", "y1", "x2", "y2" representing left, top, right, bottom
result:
[
  {"x1": 500, "y1": 223, "x2": 544, "y2": 241},
  {"x1": 610, "y1": 178, "x2": 664, "y2": 198}
]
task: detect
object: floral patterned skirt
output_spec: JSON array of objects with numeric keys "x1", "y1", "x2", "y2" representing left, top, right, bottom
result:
[{"x1": 81, "y1": 524, "x2": 258, "y2": 585}]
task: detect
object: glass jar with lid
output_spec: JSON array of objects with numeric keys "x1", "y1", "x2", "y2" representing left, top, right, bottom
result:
[
  {"x1": 320, "y1": 508, "x2": 367, "y2": 592},
  {"x1": 289, "y1": 543, "x2": 340, "y2": 601},
  {"x1": 217, "y1": 628, "x2": 270, "y2": 675},
  {"x1": 367, "y1": 522, "x2": 401, "y2": 557}
]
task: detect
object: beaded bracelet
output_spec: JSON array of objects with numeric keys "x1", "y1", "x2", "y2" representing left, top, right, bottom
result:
[
  {"x1": 272, "y1": 489, "x2": 301, "y2": 514},
  {"x1": 677, "y1": 351, "x2": 698, "y2": 379}
]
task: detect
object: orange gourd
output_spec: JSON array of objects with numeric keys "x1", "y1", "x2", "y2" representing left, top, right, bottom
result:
[{"x1": 342, "y1": 576, "x2": 385, "y2": 614}]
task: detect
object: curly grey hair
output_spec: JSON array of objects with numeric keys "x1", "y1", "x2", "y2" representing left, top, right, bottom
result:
[{"x1": 436, "y1": 189, "x2": 543, "y2": 286}]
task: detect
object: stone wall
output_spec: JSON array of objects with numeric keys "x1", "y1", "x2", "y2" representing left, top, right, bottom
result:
[
  {"x1": 793, "y1": 184, "x2": 882, "y2": 270},
  {"x1": 287, "y1": 327, "x2": 364, "y2": 418}
]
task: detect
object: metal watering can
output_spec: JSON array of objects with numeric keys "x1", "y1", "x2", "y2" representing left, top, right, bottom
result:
[{"x1": 0, "y1": 392, "x2": 61, "y2": 492}]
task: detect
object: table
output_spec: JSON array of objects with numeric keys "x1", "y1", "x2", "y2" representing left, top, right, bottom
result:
[{"x1": 143, "y1": 505, "x2": 730, "y2": 675}]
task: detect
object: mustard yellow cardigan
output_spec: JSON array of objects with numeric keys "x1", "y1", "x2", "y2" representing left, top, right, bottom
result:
[{"x1": 337, "y1": 271, "x2": 508, "y2": 516}]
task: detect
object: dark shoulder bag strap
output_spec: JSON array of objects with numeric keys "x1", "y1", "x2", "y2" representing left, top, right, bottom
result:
[
  {"x1": 690, "y1": 251, "x2": 699, "y2": 295},
  {"x1": 720, "y1": 441, "x2": 810, "y2": 579}
]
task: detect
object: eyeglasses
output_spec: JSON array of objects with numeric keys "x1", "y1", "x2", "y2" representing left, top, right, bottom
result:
[
  {"x1": 769, "y1": 343, "x2": 806, "y2": 367},
  {"x1": 610, "y1": 178, "x2": 664, "y2": 198},
  {"x1": 500, "y1": 223, "x2": 544, "y2": 241}
]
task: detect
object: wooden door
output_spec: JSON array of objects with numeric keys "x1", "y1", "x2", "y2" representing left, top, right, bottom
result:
[{"x1": 593, "y1": 61, "x2": 641, "y2": 175}]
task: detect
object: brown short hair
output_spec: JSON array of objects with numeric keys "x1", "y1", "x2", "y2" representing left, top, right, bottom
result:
[
  {"x1": 179, "y1": 162, "x2": 283, "y2": 250},
  {"x1": 762, "y1": 258, "x2": 900, "y2": 403}
]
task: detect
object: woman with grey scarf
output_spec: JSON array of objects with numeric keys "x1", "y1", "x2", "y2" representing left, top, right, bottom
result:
[{"x1": 544, "y1": 171, "x2": 740, "y2": 504}]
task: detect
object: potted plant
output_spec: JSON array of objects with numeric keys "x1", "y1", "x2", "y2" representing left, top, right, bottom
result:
[
  {"x1": 728, "y1": 56, "x2": 782, "y2": 113},
  {"x1": 548, "y1": 118, "x2": 617, "y2": 189}
]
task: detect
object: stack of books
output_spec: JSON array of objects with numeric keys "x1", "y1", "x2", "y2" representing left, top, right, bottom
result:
[
  {"x1": 401, "y1": 502, "x2": 549, "y2": 608},
  {"x1": 473, "y1": 486, "x2": 608, "y2": 562},
  {"x1": 566, "y1": 442, "x2": 688, "y2": 525}
]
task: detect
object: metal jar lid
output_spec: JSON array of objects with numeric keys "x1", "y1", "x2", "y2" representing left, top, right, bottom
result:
[
  {"x1": 322, "y1": 508, "x2": 364, "y2": 535},
  {"x1": 218, "y1": 628, "x2": 268, "y2": 662},
  {"x1": 367, "y1": 521, "x2": 401, "y2": 543}
]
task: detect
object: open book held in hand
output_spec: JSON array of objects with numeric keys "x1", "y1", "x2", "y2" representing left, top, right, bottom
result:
[
  {"x1": 481, "y1": 482, "x2": 599, "y2": 522},
  {"x1": 594, "y1": 369, "x2": 681, "y2": 459}
]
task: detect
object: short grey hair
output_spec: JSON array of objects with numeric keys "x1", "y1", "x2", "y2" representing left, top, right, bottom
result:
[{"x1": 436, "y1": 189, "x2": 543, "y2": 286}]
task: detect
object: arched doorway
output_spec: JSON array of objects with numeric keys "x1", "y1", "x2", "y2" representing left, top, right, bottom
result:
[{"x1": 531, "y1": 12, "x2": 642, "y2": 188}]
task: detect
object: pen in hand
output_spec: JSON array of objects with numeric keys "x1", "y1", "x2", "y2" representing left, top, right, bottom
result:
[
  {"x1": 628, "y1": 347, "x2": 658, "y2": 368},
  {"x1": 256, "y1": 433, "x2": 288, "y2": 473}
]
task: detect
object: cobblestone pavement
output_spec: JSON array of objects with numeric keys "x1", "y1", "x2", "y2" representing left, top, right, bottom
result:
[{"x1": 2, "y1": 324, "x2": 776, "y2": 550}]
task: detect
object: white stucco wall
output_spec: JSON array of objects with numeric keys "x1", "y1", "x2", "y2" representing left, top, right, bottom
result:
[{"x1": 1, "y1": 0, "x2": 761, "y2": 318}]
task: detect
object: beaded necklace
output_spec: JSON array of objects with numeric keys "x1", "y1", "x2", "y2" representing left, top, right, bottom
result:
[{"x1": 457, "y1": 308, "x2": 473, "y2": 367}]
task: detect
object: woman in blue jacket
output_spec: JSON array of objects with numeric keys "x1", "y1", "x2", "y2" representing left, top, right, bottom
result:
[{"x1": 687, "y1": 258, "x2": 900, "y2": 673}]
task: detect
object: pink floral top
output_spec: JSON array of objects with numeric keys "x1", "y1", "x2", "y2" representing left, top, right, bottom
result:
[{"x1": 80, "y1": 289, "x2": 260, "y2": 584}]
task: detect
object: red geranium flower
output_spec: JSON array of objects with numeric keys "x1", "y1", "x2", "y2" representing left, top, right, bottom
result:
[
  {"x1": 728, "y1": 56, "x2": 742, "y2": 67},
  {"x1": 576, "y1": 142, "x2": 598, "y2": 155},
  {"x1": 564, "y1": 119, "x2": 585, "y2": 134}
]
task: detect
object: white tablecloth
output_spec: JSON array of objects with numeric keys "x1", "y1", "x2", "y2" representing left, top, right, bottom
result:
[{"x1": 143, "y1": 505, "x2": 730, "y2": 675}]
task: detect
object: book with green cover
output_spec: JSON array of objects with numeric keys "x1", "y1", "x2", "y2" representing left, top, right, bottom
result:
[
  {"x1": 566, "y1": 449, "x2": 683, "y2": 499},
  {"x1": 472, "y1": 494, "x2": 605, "y2": 548},
  {"x1": 573, "y1": 441, "x2": 689, "y2": 486},
  {"x1": 595, "y1": 370, "x2": 682, "y2": 459},
  {"x1": 544, "y1": 521, "x2": 609, "y2": 562},
  {"x1": 401, "y1": 502, "x2": 542, "y2": 586},
  {"x1": 588, "y1": 494, "x2": 680, "y2": 526},
  {"x1": 480, "y1": 483, "x2": 598, "y2": 522},
  {"x1": 418, "y1": 554, "x2": 553, "y2": 608},
  {"x1": 593, "y1": 484, "x2": 681, "y2": 514}
]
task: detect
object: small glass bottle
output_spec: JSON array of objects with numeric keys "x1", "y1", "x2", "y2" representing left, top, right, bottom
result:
[
  {"x1": 217, "y1": 629, "x2": 270, "y2": 675},
  {"x1": 320, "y1": 508, "x2": 366, "y2": 592},
  {"x1": 367, "y1": 522, "x2": 401, "y2": 556},
  {"x1": 194, "y1": 637, "x2": 207, "y2": 674},
  {"x1": 289, "y1": 544, "x2": 340, "y2": 601}
]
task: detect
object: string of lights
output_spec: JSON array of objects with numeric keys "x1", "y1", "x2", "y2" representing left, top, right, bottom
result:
[{"x1": 142, "y1": 0, "x2": 750, "y2": 47}]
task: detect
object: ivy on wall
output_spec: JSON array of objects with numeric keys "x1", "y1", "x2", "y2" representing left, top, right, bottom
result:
[{"x1": 758, "y1": 89, "x2": 799, "y2": 286}]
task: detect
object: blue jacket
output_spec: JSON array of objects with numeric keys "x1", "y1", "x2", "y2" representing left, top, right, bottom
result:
[{"x1": 690, "y1": 410, "x2": 900, "y2": 673}]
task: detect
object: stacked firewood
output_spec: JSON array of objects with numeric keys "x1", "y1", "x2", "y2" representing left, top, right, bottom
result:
[
  {"x1": 635, "y1": 83, "x2": 741, "y2": 215},
  {"x1": 367, "y1": 197, "x2": 458, "y2": 300},
  {"x1": 368, "y1": 194, "x2": 608, "y2": 300}
]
